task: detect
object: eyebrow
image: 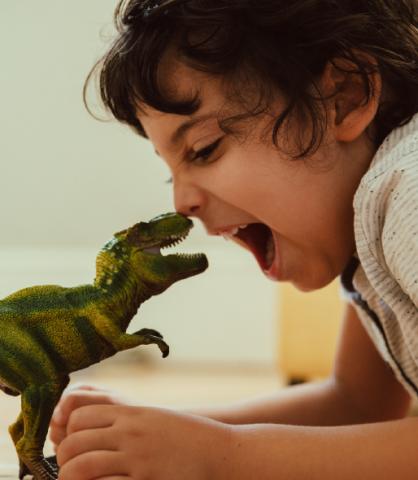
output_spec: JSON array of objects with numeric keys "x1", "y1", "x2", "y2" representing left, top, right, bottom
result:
[{"x1": 170, "y1": 112, "x2": 218, "y2": 146}]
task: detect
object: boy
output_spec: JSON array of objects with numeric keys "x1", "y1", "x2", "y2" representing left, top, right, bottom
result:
[{"x1": 51, "y1": 1, "x2": 418, "y2": 478}]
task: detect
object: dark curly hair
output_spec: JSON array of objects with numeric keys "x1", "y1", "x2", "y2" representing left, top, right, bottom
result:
[{"x1": 84, "y1": 0, "x2": 418, "y2": 157}]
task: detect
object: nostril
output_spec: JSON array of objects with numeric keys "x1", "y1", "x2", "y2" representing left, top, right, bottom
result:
[
  {"x1": 173, "y1": 183, "x2": 203, "y2": 216},
  {"x1": 175, "y1": 205, "x2": 199, "y2": 217}
]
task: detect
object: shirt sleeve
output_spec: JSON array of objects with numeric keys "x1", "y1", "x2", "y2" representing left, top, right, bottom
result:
[{"x1": 382, "y1": 166, "x2": 418, "y2": 308}]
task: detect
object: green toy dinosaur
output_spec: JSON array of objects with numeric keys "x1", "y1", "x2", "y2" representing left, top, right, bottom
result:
[{"x1": 0, "y1": 212, "x2": 208, "y2": 480}]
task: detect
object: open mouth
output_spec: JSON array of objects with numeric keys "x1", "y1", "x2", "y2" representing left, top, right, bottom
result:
[{"x1": 225, "y1": 223, "x2": 277, "y2": 274}]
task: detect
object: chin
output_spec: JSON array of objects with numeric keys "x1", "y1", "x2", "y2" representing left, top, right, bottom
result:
[{"x1": 291, "y1": 269, "x2": 338, "y2": 292}]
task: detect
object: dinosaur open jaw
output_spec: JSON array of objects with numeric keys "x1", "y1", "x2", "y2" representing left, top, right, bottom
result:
[
  {"x1": 142, "y1": 227, "x2": 206, "y2": 262},
  {"x1": 142, "y1": 230, "x2": 190, "y2": 255},
  {"x1": 142, "y1": 224, "x2": 208, "y2": 276}
]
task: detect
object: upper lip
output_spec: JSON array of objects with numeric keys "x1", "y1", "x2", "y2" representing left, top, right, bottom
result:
[{"x1": 207, "y1": 223, "x2": 250, "y2": 236}]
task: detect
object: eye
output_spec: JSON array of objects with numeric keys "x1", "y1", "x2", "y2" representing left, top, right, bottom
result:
[{"x1": 190, "y1": 138, "x2": 223, "y2": 165}]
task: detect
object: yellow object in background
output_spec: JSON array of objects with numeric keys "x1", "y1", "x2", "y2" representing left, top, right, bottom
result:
[{"x1": 278, "y1": 280, "x2": 345, "y2": 384}]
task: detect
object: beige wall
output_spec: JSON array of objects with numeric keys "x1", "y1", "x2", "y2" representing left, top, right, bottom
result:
[
  {"x1": 1, "y1": 0, "x2": 171, "y2": 247},
  {"x1": 0, "y1": 1, "x2": 277, "y2": 367}
]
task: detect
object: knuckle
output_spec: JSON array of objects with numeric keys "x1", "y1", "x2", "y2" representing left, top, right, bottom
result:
[
  {"x1": 55, "y1": 438, "x2": 70, "y2": 467},
  {"x1": 60, "y1": 452, "x2": 101, "y2": 480},
  {"x1": 61, "y1": 389, "x2": 92, "y2": 414},
  {"x1": 80, "y1": 453, "x2": 99, "y2": 476},
  {"x1": 66, "y1": 407, "x2": 86, "y2": 434},
  {"x1": 48, "y1": 426, "x2": 64, "y2": 445},
  {"x1": 61, "y1": 391, "x2": 78, "y2": 411},
  {"x1": 58, "y1": 460, "x2": 83, "y2": 480},
  {"x1": 67, "y1": 382, "x2": 97, "y2": 392}
]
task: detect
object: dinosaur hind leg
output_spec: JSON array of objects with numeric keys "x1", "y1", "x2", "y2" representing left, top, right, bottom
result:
[
  {"x1": 15, "y1": 378, "x2": 69, "y2": 480},
  {"x1": 8, "y1": 413, "x2": 30, "y2": 479},
  {"x1": 10, "y1": 410, "x2": 59, "y2": 476}
]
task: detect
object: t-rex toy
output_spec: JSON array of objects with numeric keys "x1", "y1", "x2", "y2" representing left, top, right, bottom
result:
[{"x1": 0, "y1": 212, "x2": 208, "y2": 479}]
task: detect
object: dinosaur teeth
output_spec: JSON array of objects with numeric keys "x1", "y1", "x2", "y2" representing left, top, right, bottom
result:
[
  {"x1": 143, "y1": 231, "x2": 190, "y2": 253},
  {"x1": 161, "y1": 233, "x2": 188, "y2": 249},
  {"x1": 177, "y1": 253, "x2": 204, "y2": 259}
]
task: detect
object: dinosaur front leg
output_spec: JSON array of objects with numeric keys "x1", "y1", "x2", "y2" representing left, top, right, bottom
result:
[
  {"x1": 134, "y1": 328, "x2": 170, "y2": 357},
  {"x1": 16, "y1": 379, "x2": 69, "y2": 480},
  {"x1": 95, "y1": 315, "x2": 169, "y2": 358},
  {"x1": 109, "y1": 329, "x2": 169, "y2": 358}
]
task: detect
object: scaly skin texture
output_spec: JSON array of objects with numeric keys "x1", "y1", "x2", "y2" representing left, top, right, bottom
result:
[{"x1": 0, "y1": 212, "x2": 208, "y2": 480}]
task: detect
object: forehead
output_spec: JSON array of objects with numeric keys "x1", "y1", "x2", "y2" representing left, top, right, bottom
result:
[
  {"x1": 137, "y1": 59, "x2": 229, "y2": 144},
  {"x1": 136, "y1": 53, "x2": 280, "y2": 154},
  {"x1": 142, "y1": 56, "x2": 228, "y2": 112}
]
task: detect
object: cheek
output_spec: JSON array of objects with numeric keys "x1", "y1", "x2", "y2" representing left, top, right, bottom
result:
[{"x1": 203, "y1": 148, "x2": 274, "y2": 201}]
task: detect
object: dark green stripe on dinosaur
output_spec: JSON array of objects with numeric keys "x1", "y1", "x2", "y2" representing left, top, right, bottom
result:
[{"x1": 0, "y1": 212, "x2": 208, "y2": 480}]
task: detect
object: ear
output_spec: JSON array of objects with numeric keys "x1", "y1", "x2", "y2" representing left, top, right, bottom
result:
[{"x1": 320, "y1": 55, "x2": 382, "y2": 142}]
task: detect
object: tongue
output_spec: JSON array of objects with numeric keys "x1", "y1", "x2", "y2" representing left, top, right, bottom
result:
[
  {"x1": 143, "y1": 246, "x2": 161, "y2": 255},
  {"x1": 235, "y1": 223, "x2": 274, "y2": 271}
]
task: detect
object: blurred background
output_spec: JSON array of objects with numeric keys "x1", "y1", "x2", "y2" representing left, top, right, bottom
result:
[{"x1": 0, "y1": 1, "x2": 345, "y2": 469}]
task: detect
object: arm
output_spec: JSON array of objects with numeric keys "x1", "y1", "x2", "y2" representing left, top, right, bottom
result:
[
  {"x1": 203, "y1": 303, "x2": 417, "y2": 479},
  {"x1": 54, "y1": 305, "x2": 415, "y2": 480},
  {"x1": 227, "y1": 416, "x2": 418, "y2": 480},
  {"x1": 189, "y1": 303, "x2": 411, "y2": 426}
]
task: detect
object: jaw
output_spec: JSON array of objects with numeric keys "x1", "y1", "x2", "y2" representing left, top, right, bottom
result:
[
  {"x1": 139, "y1": 252, "x2": 208, "y2": 293},
  {"x1": 159, "y1": 252, "x2": 209, "y2": 281},
  {"x1": 228, "y1": 222, "x2": 281, "y2": 280},
  {"x1": 139, "y1": 215, "x2": 209, "y2": 289}
]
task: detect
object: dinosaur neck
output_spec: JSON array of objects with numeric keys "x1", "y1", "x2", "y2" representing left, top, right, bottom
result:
[{"x1": 93, "y1": 249, "x2": 152, "y2": 332}]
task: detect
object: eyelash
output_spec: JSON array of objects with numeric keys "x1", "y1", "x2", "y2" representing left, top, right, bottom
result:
[
  {"x1": 164, "y1": 137, "x2": 223, "y2": 184},
  {"x1": 191, "y1": 138, "x2": 222, "y2": 165}
]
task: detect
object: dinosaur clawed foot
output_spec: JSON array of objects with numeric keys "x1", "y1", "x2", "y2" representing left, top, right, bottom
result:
[
  {"x1": 19, "y1": 459, "x2": 30, "y2": 479},
  {"x1": 136, "y1": 328, "x2": 164, "y2": 338},
  {"x1": 19, "y1": 455, "x2": 59, "y2": 480},
  {"x1": 45, "y1": 455, "x2": 59, "y2": 475},
  {"x1": 135, "y1": 328, "x2": 170, "y2": 358}
]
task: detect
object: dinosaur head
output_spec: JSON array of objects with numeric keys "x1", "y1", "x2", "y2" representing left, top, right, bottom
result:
[{"x1": 109, "y1": 213, "x2": 208, "y2": 292}]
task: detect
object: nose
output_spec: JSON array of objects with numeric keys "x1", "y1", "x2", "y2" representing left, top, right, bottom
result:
[{"x1": 173, "y1": 179, "x2": 204, "y2": 217}]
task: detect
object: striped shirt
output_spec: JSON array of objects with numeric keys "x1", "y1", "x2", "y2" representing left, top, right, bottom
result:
[{"x1": 342, "y1": 113, "x2": 418, "y2": 398}]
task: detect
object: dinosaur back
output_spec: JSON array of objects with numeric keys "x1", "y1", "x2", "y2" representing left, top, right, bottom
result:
[{"x1": 1, "y1": 284, "x2": 100, "y2": 312}]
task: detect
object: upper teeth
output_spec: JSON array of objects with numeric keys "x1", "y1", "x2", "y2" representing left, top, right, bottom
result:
[{"x1": 221, "y1": 224, "x2": 248, "y2": 239}]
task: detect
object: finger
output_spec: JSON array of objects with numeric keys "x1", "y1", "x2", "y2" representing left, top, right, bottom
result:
[
  {"x1": 49, "y1": 422, "x2": 67, "y2": 449},
  {"x1": 57, "y1": 427, "x2": 118, "y2": 466},
  {"x1": 66, "y1": 383, "x2": 100, "y2": 393},
  {"x1": 58, "y1": 450, "x2": 128, "y2": 480},
  {"x1": 98, "y1": 478, "x2": 131, "y2": 480},
  {"x1": 67, "y1": 405, "x2": 121, "y2": 434},
  {"x1": 52, "y1": 389, "x2": 119, "y2": 427},
  {"x1": 99, "y1": 477, "x2": 131, "y2": 480}
]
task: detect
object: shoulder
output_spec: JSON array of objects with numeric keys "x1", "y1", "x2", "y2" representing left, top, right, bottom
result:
[
  {"x1": 354, "y1": 113, "x2": 418, "y2": 216},
  {"x1": 353, "y1": 114, "x2": 418, "y2": 307}
]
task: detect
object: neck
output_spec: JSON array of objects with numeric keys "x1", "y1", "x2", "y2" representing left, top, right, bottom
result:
[{"x1": 93, "y1": 249, "x2": 152, "y2": 332}]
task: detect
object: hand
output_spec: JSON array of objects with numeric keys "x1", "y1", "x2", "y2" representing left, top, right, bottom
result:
[
  {"x1": 50, "y1": 384, "x2": 129, "y2": 451},
  {"x1": 56, "y1": 404, "x2": 234, "y2": 480}
]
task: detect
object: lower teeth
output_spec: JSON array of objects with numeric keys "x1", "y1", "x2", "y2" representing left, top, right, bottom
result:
[{"x1": 265, "y1": 236, "x2": 275, "y2": 268}]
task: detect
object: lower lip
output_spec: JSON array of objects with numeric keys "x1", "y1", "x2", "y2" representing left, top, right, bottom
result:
[{"x1": 263, "y1": 233, "x2": 282, "y2": 281}]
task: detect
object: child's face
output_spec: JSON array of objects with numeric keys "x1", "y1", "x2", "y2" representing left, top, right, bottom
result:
[{"x1": 138, "y1": 61, "x2": 375, "y2": 291}]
